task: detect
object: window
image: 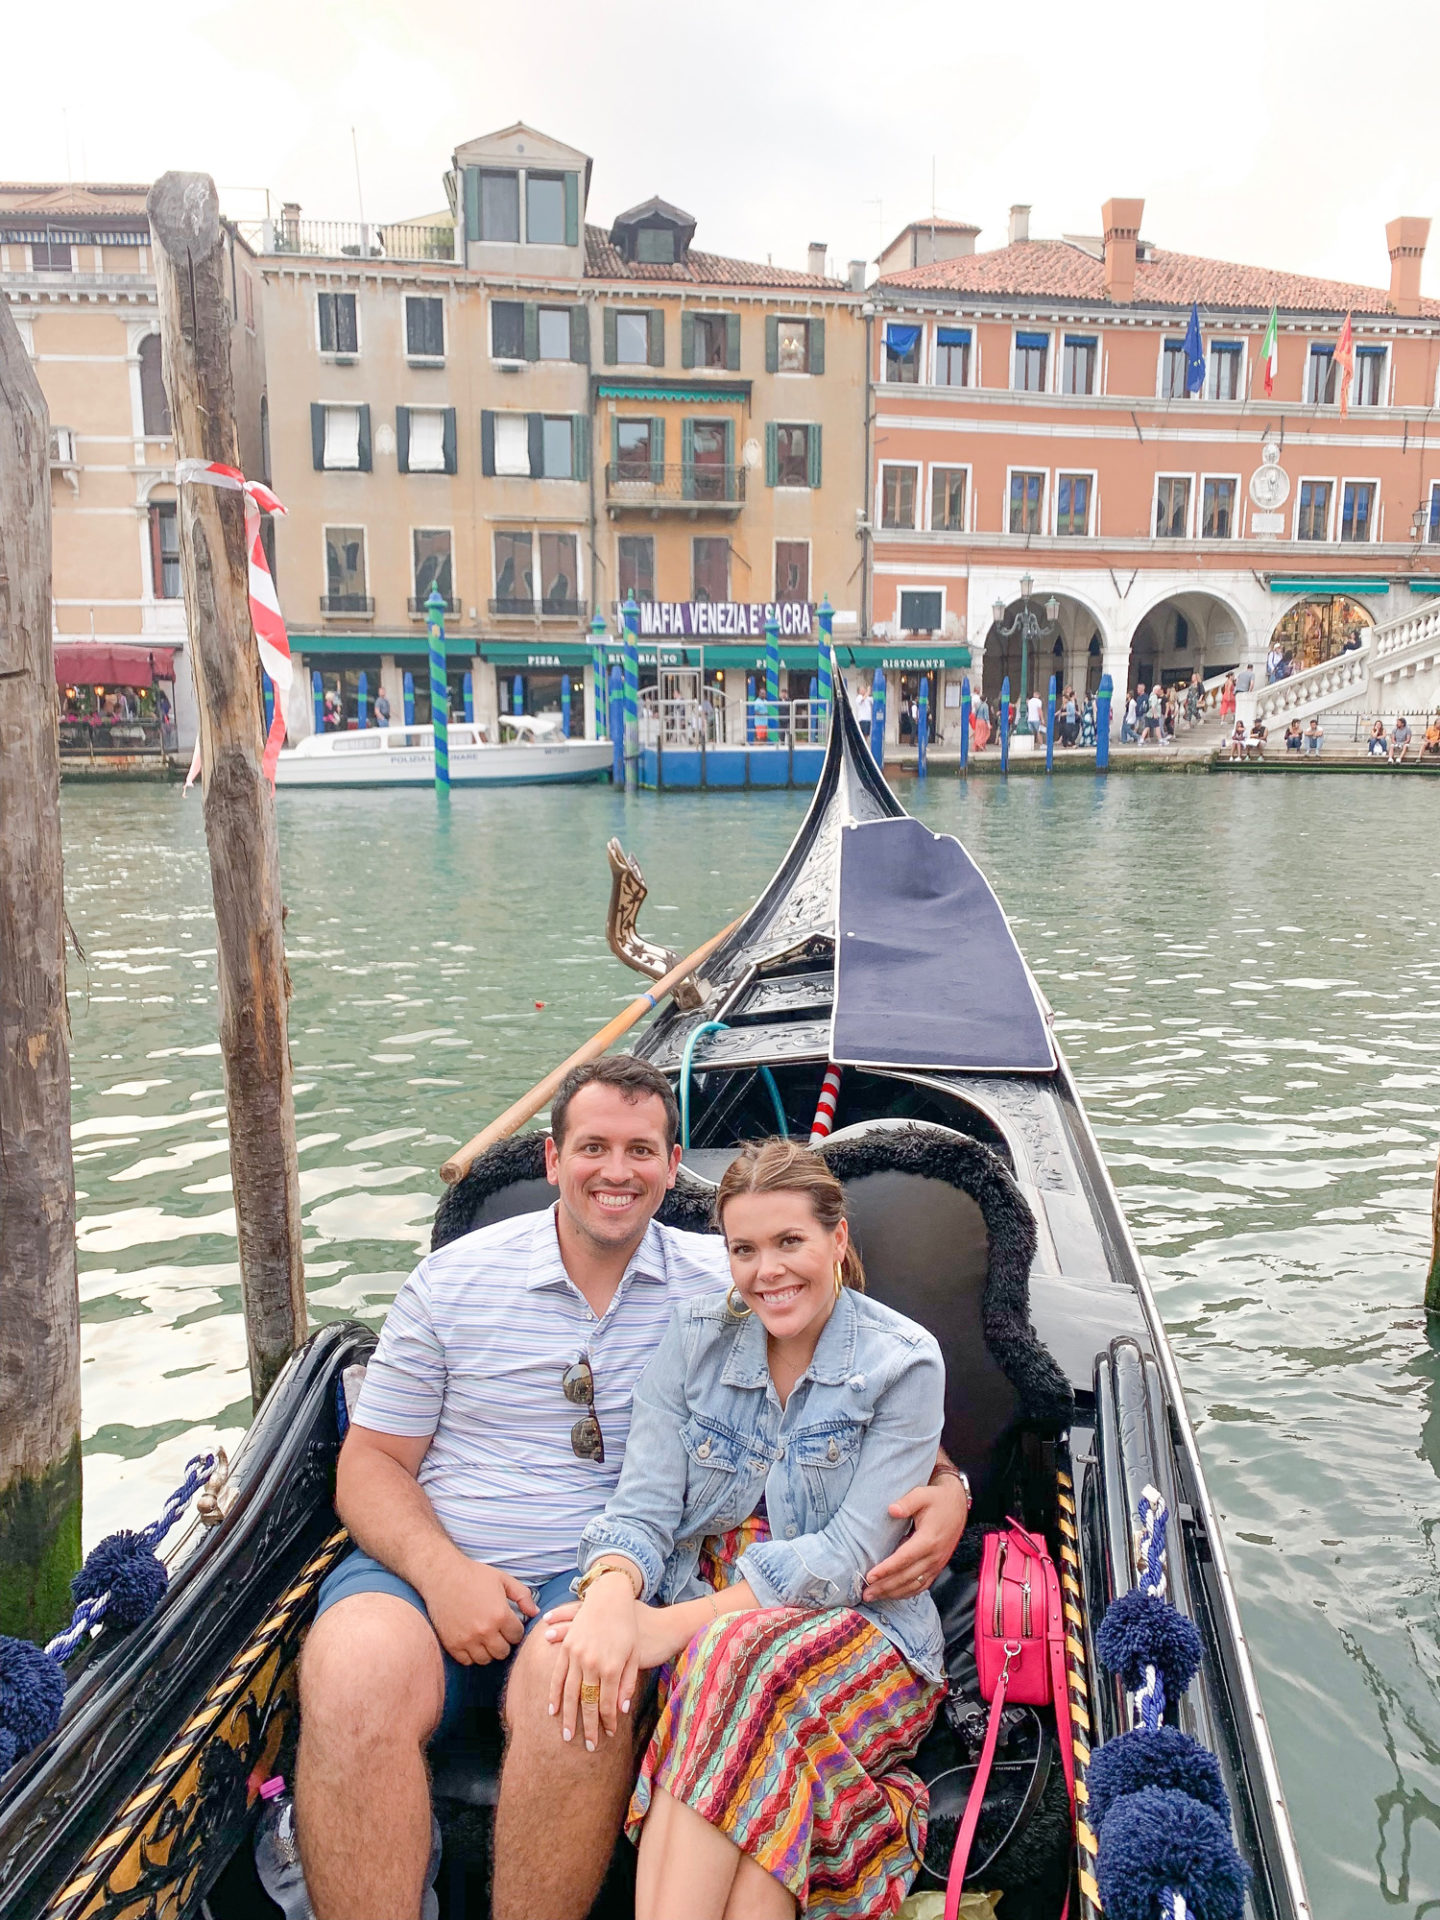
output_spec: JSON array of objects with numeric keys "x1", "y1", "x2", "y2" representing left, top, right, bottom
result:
[
  {"x1": 614, "y1": 311, "x2": 651, "y2": 364},
  {"x1": 615, "y1": 419, "x2": 653, "y2": 480},
  {"x1": 1208, "y1": 342, "x2": 1243, "y2": 400},
  {"x1": 139, "y1": 335, "x2": 171, "y2": 436},
  {"x1": 537, "y1": 307, "x2": 572, "y2": 359},
  {"x1": 479, "y1": 170, "x2": 520, "y2": 242},
  {"x1": 491, "y1": 301, "x2": 525, "y2": 359},
  {"x1": 148, "y1": 502, "x2": 180, "y2": 598},
  {"x1": 1201, "y1": 477, "x2": 1237, "y2": 538},
  {"x1": 776, "y1": 319, "x2": 810, "y2": 373},
  {"x1": 775, "y1": 540, "x2": 810, "y2": 601},
  {"x1": 402, "y1": 408, "x2": 451, "y2": 473},
  {"x1": 526, "y1": 173, "x2": 566, "y2": 245},
  {"x1": 1430, "y1": 483, "x2": 1440, "y2": 544},
  {"x1": 1062, "y1": 335, "x2": 1097, "y2": 396},
  {"x1": 539, "y1": 532, "x2": 578, "y2": 611},
  {"x1": 1160, "y1": 341, "x2": 1189, "y2": 399},
  {"x1": 1340, "y1": 482, "x2": 1376, "y2": 542},
  {"x1": 935, "y1": 327, "x2": 971, "y2": 386},
  {"x1": 1013, "y1": 331, "x2": 1048, "y2": 392},
  {"x1": 322, "y1": 405, "x2": 361, "y2": 470},
  {"x1": 637, "y1": 227, "x2": 675, "y2": 264},
  {"x1": 772, "y1": 423, "x2": 814, "y2": 487},
  {"x1": 900, "y1": 590, "x2": 943, "y2": 632},
  {"x1": 931, "y1": 467, "x2": 967, "y2": 531},
  {"x1": 1296, "y1": 480, "x2": 1332, "y2": 540},
  {"x1": 317, "y1": 291, "x2": 358, "y2": 355},
  {"x1": 1154, "y1": 476, "x2": 1191, "y2": 537},
  {"x1": 884, "y1": 324, "x2": 920, "y2": 383},
  {"x1": 880, "y1": 465, "x2": 918, "y2": 529},
  {"x1": 1009, "y1": 471, "x2": 1044, "y2": 534},
  {"x1": 405, "y1": 296, "x2": 444, "y2": 359},
  {"x1": 31, "y1": 237, "x2": 71, "y2": 270},
  {"x1": 694, "y1": 314, "x2": 729, "y2": 368},
  {"x1": 540, "y1": 415, "x2": 573, "y2": 478},
  {"x1": 618, "y1": 535, "x2": 655, "y2": 602},
  {"x1": 686, "y1": 420, "x2": 732, "y2": 499},
  {"x1": 413, "y1": 529, "x2": 453, "y2": 605},
  {"x1": 324, "y1": 526, "x2": 367, "y2": 608},
  {"x1": 692, "y1": 537, "x2": 729, "y2": 604},
  {"x1": 493, "y1": 412, "x2": 530, "y2": 476},
  {"x1": 1055, "y1": 474, "x2": 1091, "y2": 536},
  {"x1": 1354, "y1": 346, "x2": 1386, "y2": 407},
  {"x1": 493, "y1": 531, "x2": 534, "y2": 605},
  {"x1": 1306, "y1": 345, "x2": 1337, "y2": 405}
]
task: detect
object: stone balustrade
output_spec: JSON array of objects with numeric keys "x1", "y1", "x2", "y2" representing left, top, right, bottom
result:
[{"x1": 1251, "y1": 645, "x2": 1371, "y2": 727}]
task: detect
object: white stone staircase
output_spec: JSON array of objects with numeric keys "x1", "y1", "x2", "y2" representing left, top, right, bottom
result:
[{"x1": 1249, "y1": 599, "x2": 1440, "y2": 732}]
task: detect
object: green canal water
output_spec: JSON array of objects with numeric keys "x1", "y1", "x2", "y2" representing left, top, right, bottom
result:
[{"x1": 61, "y1": 775, "x2": 1440, "y2": 1914}]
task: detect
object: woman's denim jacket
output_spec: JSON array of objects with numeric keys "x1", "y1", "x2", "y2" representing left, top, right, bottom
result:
[{"x1": 578, "y1": 1284, "x2": 947, "y2": 1682}]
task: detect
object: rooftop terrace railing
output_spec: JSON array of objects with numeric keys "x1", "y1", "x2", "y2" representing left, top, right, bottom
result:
[{"x1": 240, "y1": 219, "x2": 457, "y2": 264}]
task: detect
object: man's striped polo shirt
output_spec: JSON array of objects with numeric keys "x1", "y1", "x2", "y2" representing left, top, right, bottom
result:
[{"x1": 353, "y1": 1206, "x2": 730, "y2": 1589}]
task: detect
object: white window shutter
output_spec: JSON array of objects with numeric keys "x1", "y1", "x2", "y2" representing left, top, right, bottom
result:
[
  {"x1": 408, "y1": 410, "x2": 446, "y2": 472},
  {"x1": 324, "y1": 406, "x2": 361, "y2": 470},
  {"x1": 493, "y1": 413, "x2": 530, "y2": 476}
]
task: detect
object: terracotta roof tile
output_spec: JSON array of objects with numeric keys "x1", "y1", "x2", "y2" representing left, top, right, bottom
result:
[
  {"x1": 584, "y1": 225, "x2": 845, "y2": 290},
  {"x1": 879, "y1": 237, "x2": 1440, "y2": 319}
]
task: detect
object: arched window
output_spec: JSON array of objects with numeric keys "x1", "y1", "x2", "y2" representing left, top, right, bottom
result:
[{"x1": 139, "y1": 336, "x2": 171, "y2": 437}]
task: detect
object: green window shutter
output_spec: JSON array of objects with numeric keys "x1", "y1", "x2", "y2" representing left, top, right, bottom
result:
[
  {"x1": 651, "y1": 416, "x2": 665, "y2": 485},
  {"x1": 463, "y1": 167, "x2": 480, "y2": 242},
  {"x1": 764, "y1": 422, "x2": 778, "y2": 488},
  {"x1": 527, "y1": 413, "x2": 545, "y2": 478},
  {"x1": 726, "y1": 312, "x2": 741, "y2": 371},
  {"x1": 681, "y1": 310, "x2": 696, "y2": 369},
  {"x1": 564, "y1": 172, "x2": 580, "y2": 248},
  {"x1": 481, "y1": 410, "x2": 496, "y2": 476},
  {"x1": 310, "y1": 402, "x2": 325, "y2": 470},
  {"x1": 681, "y1": 417, "x2": 695, "y2": 498},
  {"x1": 603, "y1": 307, "x2": 617, "y2": 365},
  {"x1": 807, "y1": 422, "x2": 822, "y2": 489},
  {"x1": 572, "y1": 414, "x2": 589, "y2": 481},
  {"x1": 523, "y1": 303, "x2": 540, "y2": 361},
  {"x1": 395, "y1": 406, "x2": 410, "y2": 474},
  {"x1": 647, "y1": 309, "x2": 665, "y2": 367},
  {"x1": 765, "y1": 315, "x2": 779, "y2": 373},
  {"x1": 610, "y1": 413, "x2": 619, "y2": 473},
  {"x1": 570, "y1": 304, "x2": 590, "y2": 364},
  {"x1": 809, "y1": 317, "x2": 825, "y2": 376},
  {"x1": 357, "y1": 404, "x2": 372, "y2": 472},
  {"x1": 442, "y1": 407, "x2": 457, "y2": 475},
  {"x1": 722, "y1": 418, "x2": 735, "y2": 499}
]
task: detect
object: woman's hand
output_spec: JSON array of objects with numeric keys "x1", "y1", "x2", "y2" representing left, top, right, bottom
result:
[
  {"x1": 545, "y1": 1572, "x2": 639, "y2": 1752},
  {"x1": 548, "y1": 1594, "x2": 714, "y2": 1675}
]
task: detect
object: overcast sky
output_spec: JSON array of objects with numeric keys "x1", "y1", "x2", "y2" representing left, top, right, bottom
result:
[{"x1": 8, "y1": 0, "x2": 1440, "y2": 297}]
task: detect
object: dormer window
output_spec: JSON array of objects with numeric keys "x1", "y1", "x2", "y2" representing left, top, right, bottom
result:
[
  {"x1": 465, "y1": 163, "x2": 579, "y2": 247},
  {"x1": 526, "y1": 173, "x2": 566, "y2": 245},
  {"x1": 479, "y1": 171, "x2": 520, "y2": 242},
  {"x1": 608, "y1": 197, "x2": 697, "y2": 267},
  {"x1": 637, "y1": 228, "x2": 675, "y2": 265}
]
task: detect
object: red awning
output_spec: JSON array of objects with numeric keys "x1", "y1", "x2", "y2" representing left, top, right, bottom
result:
[{"x1": 54, "y1": 644, "x2": 176, "y2": 689}]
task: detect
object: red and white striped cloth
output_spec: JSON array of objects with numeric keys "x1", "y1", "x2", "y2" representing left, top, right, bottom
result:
[
  {"x1": 174, "y1": 459, "x2": 292, "y2": 786},
  {"x1": 809, "y1": 1064, "x2": 842, "y2": 1145}
]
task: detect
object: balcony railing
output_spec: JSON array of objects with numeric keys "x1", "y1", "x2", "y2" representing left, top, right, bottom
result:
[
  {"x1": 604, "y1": 464, "x2": 746, "y2": 512},
  {"x1": 408, "y1": 595, "x2": 460, "y2": 616},
  {"x1": 59, "y1": 718, "x2": 173, "y2": 760},
  {"x1": 320, "y1": 593, "x2": 374, "y2": 616},
  {"x1": 242, "y1": 219, "x2": 457, "y2": 264},
  {"x1": 488, "y1": 596, "x2": 586, "y2": 619}
]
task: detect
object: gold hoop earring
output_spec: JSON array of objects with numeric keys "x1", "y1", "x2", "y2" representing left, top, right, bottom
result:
[
  {"x1": 727, "y1": 1286, "x2": 752, "y2": 1318},
  {"x1": 833, "y1": 1262, "x2": 844, "y2": 1298}
]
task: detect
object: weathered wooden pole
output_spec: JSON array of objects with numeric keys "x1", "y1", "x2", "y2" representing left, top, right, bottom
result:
[
  {"x1": 148, "y1": 174, "x2": 305, "y2": 1405},
  {"x1": 0, "y1": 293, "x2": 82, "y2": 1640},
  {"x1": 1425, "y1": 1155, "x2": 1440, "y2": 1316}
]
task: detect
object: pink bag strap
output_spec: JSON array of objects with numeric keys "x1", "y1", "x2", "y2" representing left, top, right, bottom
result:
[{"x1": 942, "y1": 1645, "x2": 1016, "y2": 1920}]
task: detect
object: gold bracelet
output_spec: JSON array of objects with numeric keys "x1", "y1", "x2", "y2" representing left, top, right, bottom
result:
[{"x1": 575, "y1": 1560, "x2": 642, "y2": 1603}]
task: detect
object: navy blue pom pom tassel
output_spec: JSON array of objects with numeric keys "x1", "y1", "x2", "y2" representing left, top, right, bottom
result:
[
  {"x1": 71, "y1": 1530, "x2": 169, "y2": 1633},
  {"x1": 1095, "y1": 1585, "x2": 1202, "y2": 1697},
  {"x1": 1097, "y1": 1787, "x2": 1248, "y2": 1920},
  {"x1": 1088, "y1": 1725, "x2": 1229, "y2": 1831},
  {"x1": 0, "y1": 1636, "x2": 67, "y2": 1764}
]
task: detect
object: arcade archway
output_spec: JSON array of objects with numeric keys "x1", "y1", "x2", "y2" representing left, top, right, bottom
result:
[
  {"x1": 982, "y1": 591, "x2": 1108, "y2": 706},
  {"x1": 1267, "y1": 594, "x2": 1374, "y2": 673},
  {"x1": 1128, "y1": 590, "x2": 1245, "y2": 689}
]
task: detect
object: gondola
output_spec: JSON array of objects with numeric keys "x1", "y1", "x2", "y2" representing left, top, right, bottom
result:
[{"x1": 0, "y1": 678, "x2": 1312, "y2": 1920}]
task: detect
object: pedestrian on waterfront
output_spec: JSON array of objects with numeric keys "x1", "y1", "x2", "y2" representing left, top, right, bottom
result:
[
  {"x1": 1219, "y1": 674, "x2": 1236, "y2": 721},
  {"x1": 972, "y1": 695, "x2": 991, "y2": 751},
  {"x1": 1390, "y1": 716, "x2": 1413, "y2": 764},
  {"x1": 1367, "y1": 721, "x2": 1389, "y2": 757},
  {"x1": 1026, "y1": 690, "x2": 1043, "y2": 734},
  {"x1": 1228, "y1": 719, "x2": 1247, "y2": 760},
  {"x1": 1423, "y1": 716, "x2": 1440, "y2": 757},
  {"x1": 855, "y1": 685, "x2": 873, "y2": 731},
  {"x1": 1144, "y1": 685, "x2": 1164, "y2": 744},
  {"x1": 1249, "y1": 719, "x2": 1268, "y2": 759},
  {"x1": 1184, "y1": 673, "x2": 1203, "y2": 725},
  {"x1": 374, "y1": 687, "x2": 391, "y2": 728},
  {"x1": 323, "y1": 688, "x2": 342, "y2": 732},
  {"x1": 1121, "y1": 691, "x2": 1138, "y2": 743},
  {"x1": 1063, "y1": 686, "x2": 1079, "y2": 746},
  {"x1": 1237, "y1": 662, "x2": 1255, "y2": 695},
  {"x1": 1266, "y1": 644, "x2": 1284, "y2": 685},
  {"x1": 1284, "y1": 720, "x2": 1303, "y2": 752},
  {"x1": 1304, "y1": 718, "x2": 1324, "y2": 756}
]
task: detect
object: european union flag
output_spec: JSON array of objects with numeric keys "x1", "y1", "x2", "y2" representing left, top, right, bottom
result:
[{"x1": 1183, "y1": 302, "x2": 1205, "y2": 395}]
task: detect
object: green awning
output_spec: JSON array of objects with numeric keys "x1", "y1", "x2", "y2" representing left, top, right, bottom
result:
[
  {"x1": 1406, "y1": 579, "x2": 1440, "y2": 594},
  {"x1": 595, "y1": 382, "x2": 746, "y2": 404},
  {"x1": 840, "y1": 645, "x2": 972, "y2": 669},
  {"x1": 289, "y1": 634, "x2": 477, "y2": 660},
  {"x1": 481, "y1": 642, "x2": 597, "y2": 668},
  {"x1": 1266, "y1": 579, "x2": 1391, "y2": 595}
]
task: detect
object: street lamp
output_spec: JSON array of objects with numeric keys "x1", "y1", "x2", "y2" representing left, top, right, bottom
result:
[
  {"x1": 1412, "y1": 504, "x2": 1430, "y2": 544},
  {"x1": 991, "y1": 580, "x2": 1063, "y2": 729}
]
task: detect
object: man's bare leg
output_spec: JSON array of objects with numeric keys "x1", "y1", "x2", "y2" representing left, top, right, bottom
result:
[
  {"x1": 296, "y1": 1594, "x2": 445, "y2": 1920},
  {"x1": 492, "y1": 1626, "x2": 639, "y2": 1920}
]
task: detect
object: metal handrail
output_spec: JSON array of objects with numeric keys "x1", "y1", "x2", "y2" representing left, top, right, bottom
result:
[{"x1": 604, "y1": 463, "x2": 746, "y2": 506}]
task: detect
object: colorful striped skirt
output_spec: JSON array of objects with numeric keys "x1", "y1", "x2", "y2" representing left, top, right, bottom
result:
[{"x1": 627, "y1": 1600, "x2": 943, "y2": 1918}]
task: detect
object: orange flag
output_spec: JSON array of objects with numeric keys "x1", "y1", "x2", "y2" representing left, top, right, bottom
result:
[{"x1": 1335, "y1": 312, "x2": 1355, "y2": 416}]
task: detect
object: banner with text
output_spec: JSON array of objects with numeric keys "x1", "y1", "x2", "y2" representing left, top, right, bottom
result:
[{"x1": 625, "y1": 601, "x2": 817, "y2": 639}]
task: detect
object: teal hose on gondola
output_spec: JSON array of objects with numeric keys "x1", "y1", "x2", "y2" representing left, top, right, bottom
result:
[{"x1": 679, "y1": 1021, "x2": 788, "y2": 1150}]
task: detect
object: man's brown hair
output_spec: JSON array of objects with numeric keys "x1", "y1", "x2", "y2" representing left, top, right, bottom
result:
[{"x1": 549, "y1": 1056, "x2": 680, "y2": 1152}]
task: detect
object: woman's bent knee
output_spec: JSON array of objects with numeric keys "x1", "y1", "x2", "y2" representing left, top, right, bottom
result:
[{"x1": 301, "y1": 1594, "x2": 444, "y2": 1745}]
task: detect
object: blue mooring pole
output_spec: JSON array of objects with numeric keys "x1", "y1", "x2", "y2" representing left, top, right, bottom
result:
[
  {"x1": 621, "y1": 594, "x2": 639, "y2": 793},
  {"x1": 959, "y1": 675, "x2": 970, "y2": 774},
  {"x1": 463, "y1": 672, "x2": 474, "y2": 725},
  {"x1": 312, "y1": 669, "x2": 324, "y2": 735},
  {"x1": 808, "y1": 675, "x2": 819, "y2": 744},
  {"x1": 403, "y1": 671, "x2": 415, "y2": 726},
  {"x1": 425, "y1": 585, "x2": 449, "y2": 792},
  {"x1": 561, "y1": 674, "x2": 572, "y2": 738},
  {"x1": 817, "y1": 595, "x2": 833, "y2": 739},
  {"x1": 1096, "y1": 673, "x2": 1113, "y2": 772},
  {"x1": 999, "y1": 674, "x2": 1011, "y2": 775},
  {"x1": 357, "y1": 669, "x2": 368, "y2": 729},
  {"x1": 609, "y1": 664, "x2": 624, "y2": 783},
  {"x1": 1045, "y1": 674, "x2": 1056, "y2": 772},
  {"x1": 590, "y1": 610, "x2": 608, "y2": 740},
  {"x1": 917, "y1": 676, "x2": 929, "y2": 779},
  {"x1": 746, "y1": 674, "x2": 756, "y2": 744},
  {"x1": 870, "y1": 667, "x2": 887, "y2": 768}
]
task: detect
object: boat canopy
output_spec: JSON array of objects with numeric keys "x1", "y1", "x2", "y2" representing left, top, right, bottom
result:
[{"x1": 831, "y1": 817, "x2": 1056, "y2": 1074}]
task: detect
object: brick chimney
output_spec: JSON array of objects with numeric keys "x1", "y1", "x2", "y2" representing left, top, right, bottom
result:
[
  {"x1": 1102, "y1": 197, "x2": 1145, "y2": 304},
  {"x1": 1386, "y1": 216, "x2": 1430, "y2": 317},
  {"x1": 808, "y1": 241, "x2": 828, "y2": 277}
]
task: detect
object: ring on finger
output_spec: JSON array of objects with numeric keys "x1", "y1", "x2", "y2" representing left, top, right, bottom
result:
[{"x1": 580, "y1": 1681, "x2": 602, "y2": 1704}]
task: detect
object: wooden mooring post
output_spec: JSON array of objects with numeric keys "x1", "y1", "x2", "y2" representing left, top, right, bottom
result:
[
  {"x1": 0, "y1": 292, "x2": 82, "y2": 1639},
  {"x1": 148, "y1": 174, "x2": 305, "y2": 1405},
  {"x1": 1426, "y1": 1156, "x2": 1440, "y2": 1317}
]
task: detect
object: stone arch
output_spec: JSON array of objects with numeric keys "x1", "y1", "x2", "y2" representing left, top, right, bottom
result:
[
  {"x1": 1266, "y1": 593, "x2": 1375, "y2": 674},
  {"x1": 981, "y1": 586, "x2": 1110, "y2": 706},
  {"x1": 1126, "y1": 588, "x2": 1249, "y2": 689}
]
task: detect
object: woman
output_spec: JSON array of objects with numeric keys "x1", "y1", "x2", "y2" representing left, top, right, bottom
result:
[
  {"x1": 1367, "y1": 720, "x2": 1389, "y2": 757},
  {"x1": 1219, "y1": 673, "x2": 1236, "y2": 722},
  {"x1": 544, "y1": 1141, "x2": 948, "y2": 1920},
  {"x1": 971, "y1": 694, "x2": 991, "y2": 752}
]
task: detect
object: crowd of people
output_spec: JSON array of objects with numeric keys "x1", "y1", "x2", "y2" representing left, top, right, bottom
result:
[{"x1": 1120, "y1": 669, "x2": 1212, "y2": 745}]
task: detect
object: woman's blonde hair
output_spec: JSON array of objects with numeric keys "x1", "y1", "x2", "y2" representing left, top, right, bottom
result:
[{"x1": 713, "y1": 1138, "x2": 865, "y2": 1292}]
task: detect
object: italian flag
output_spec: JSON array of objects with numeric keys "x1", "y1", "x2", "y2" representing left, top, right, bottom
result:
[{"x1": 1260, "y1": 305, "x2": 1278, "y2": 396}]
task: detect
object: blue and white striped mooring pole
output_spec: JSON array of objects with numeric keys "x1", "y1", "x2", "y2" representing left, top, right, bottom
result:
[
  {"x1": 609, "y1": 663, "x2": 624, "y2": 784},
  {"x1": 916, "y1": 676, "x2": 929, "y2": 779},
  {"x1": 622, "y1": 594, "x2": 640, "y2": 792},
  {"x1": 764, "y1": 613, "x2": 780, "y2": 743},
  {"x1": 817, "y1": 596, "x2": 833, "y2": 739},
  {"x1": 425, "y1": 585, "x2": 449, "y2": 792},
  {"x1": 959, "y1": 675, "x2": 970, "y2": 774},
  {"x1": 999, "y1": 674, "x2": 1011, "y2": 775}
]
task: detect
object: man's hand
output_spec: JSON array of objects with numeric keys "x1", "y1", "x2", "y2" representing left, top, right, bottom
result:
[
  {"x1": 862, "y1": 1474, "x2": 968, "y2": 1601},
  {"x1": 423, "y1": 1556, "x2": 537, "y2": 1665}
]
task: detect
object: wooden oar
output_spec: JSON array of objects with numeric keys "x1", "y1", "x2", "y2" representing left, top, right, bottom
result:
[{"x1": 439, "y1": 917, "x2": 743, "y2": 1185}]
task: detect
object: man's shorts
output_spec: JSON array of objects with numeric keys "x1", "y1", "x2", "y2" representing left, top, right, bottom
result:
[{"x1": 314, "y1": 1549, "x2": 580, "y2": 1742}]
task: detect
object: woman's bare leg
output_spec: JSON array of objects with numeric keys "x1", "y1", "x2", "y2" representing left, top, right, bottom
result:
[
  {"x1": 722, "y1": 1850, "x2": 797, "y2": 1920},
  {"x1": 635, "y1": 1786, "x2": 744, "y2": 1920}
]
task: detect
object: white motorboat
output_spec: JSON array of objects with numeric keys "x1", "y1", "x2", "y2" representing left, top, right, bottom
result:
[{"x1": 274, "y1": 716, "x2": 612, "y2": 788}]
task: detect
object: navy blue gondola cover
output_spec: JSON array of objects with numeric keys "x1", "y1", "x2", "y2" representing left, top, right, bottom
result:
[{"x1": 831, "y1": 818, "x2": 1055, "y2": 1073}]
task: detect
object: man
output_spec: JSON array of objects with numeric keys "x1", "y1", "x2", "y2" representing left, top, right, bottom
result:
[
  {"x1": 1026, "y1": 690, "x2": 1043, "y2": 736},
  {"x1": 374, "y1": 685, "x2": 392, "y2": 728},
  {"x1": 1391, "y1": 716, "x2": 1413, "y2": 763},
  {"x1": 1237, "y1": 661, "x2": 1255, "y2": 695},
  {"x1": 296, "y1": 1057, "x2": 967, "y2": 1920},
  {"x1": 1304, "y1": 717, "x2": 1323, "y2": 756}
]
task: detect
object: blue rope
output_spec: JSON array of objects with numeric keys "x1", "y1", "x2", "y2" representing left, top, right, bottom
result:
[{"x1": 678, "y1": 1022, "x2": 789, "y2": 1150}]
